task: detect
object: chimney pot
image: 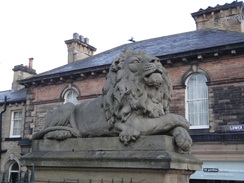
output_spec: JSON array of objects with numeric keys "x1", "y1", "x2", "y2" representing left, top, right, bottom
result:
[
  {"x1": 79, "y1": 35, "x2": 84, "y2": 42},
  {"x1": 84, "y1": 38, "x2": 89, "y2": 44},
  {"x1": 73, "y1": 33, "x2": 80, "y2": 40},
  {"x1": 29, "y1": 58, "x2": 34, "y2": 69}
]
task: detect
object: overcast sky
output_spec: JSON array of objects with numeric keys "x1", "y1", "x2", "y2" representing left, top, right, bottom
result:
[{"x1": 0, "y1": 0, "x2": 233, "y2": 91}]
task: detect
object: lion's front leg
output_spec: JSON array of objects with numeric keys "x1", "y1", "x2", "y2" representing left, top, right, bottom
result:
[
  {"x1": 114, "y1": 122, "x2": 141, "y2": 145},
  {"x1": 170, "y1": 126, "x2": 192, "y2": 152}
]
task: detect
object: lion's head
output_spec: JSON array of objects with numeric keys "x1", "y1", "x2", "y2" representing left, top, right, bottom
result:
[{"x1": 102, "y1": 49, "x2": 172, "y2": 129}]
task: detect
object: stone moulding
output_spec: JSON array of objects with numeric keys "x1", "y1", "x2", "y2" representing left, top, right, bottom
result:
[{"x1": 21, "y1": 135, "x2": 201, "y2": 171}]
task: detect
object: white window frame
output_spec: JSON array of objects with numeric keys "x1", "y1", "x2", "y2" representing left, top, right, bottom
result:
[
  {"x1": 185, "y1": 74, "x2": 209, "y2": 129},
  {"x1": 10, "y1": 110, "x2": 22, "y2": 138}
]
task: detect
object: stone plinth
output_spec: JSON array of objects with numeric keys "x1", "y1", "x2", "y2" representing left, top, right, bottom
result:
[{"x1": 21, "y1": 135, "x2": 202, "y2": 183}]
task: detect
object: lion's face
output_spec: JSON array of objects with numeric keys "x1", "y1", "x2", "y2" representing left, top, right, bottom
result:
[
  {"x1": 141, "y1": 55, "x2": 164, "y2": 87},
  {"x1": 103, "y1": 49, "x2": 172, "y2": 127},
  {"x1": 125, "y1": 53, "x2": 164, "y2": 87}
]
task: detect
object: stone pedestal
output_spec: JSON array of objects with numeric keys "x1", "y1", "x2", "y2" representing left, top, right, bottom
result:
[{"x1": 21, "y1": 135, "x2": 202, "y2": 183}]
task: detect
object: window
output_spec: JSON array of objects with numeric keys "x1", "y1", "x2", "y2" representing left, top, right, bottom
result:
[
  {"x1": 8, "y1": 162, "x2": 19, "y2": 183},
  {"x1": 61, "y1": 84, "x2": 80, "y2": 105},
  {"x1": 10, "y1": 111, "x2": 22, "y2": 137},
  {"x1": 185, "y1": 74, "x2": 209, "y2": 129},
  {"x1": 64, "y1": 89, "x2": 78, "y2": 104}
]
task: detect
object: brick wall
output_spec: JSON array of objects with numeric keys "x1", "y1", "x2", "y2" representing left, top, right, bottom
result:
[
  {"x1": 168, "y1": 57, "x2": 244, "y2": 133},
  {"x1": 32, "y1": 77, "x2": 105, "y2": 103},
  {"x1": 170, "y1": 88, "x2": 185, "y2": 116},
  {"x1": 210, "y1": 84, "x2": 244, "y2": 132}
]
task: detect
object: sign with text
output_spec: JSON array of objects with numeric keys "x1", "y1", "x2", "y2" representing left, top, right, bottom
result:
[
  {"x1": 191, "y1": 161, "x2": 244, "y2": 181},
  {"x1": 229, "y1": 125, "x2": 244, "y2": 131}
]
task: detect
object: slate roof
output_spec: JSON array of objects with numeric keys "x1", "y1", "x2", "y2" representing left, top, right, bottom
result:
[
  {"x1": 20, "y1": 29, "x2": 244, "y2": 83},
  {"x1": 0, "y1": 88, "x2": 27, "y2": 104}
]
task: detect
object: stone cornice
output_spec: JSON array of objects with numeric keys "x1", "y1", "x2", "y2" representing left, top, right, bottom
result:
[
  {"x1": 191, "y1": 1, "x2": 243, "y2": 17},
  {"x1": 160, "y1": 42, "x2": 244, "y2": 67},
  {"x1": 207, "y1": 77, "x2": 244, "y2": 86},
  {"x1": 13, "y1": 64, "x2": 36, "y2": 75},
  {"x1": 65, "y1": 39, "x2": 97, "y2": 52}
]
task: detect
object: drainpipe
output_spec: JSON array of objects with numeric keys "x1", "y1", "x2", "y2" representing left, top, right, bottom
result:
[{"x1": 0, "y1": 96, "x2": 8, "y2": 157}]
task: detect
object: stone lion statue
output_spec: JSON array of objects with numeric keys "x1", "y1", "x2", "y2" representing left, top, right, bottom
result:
[{"x1": 33, "y1": 49, "x2": 192, "y2": 152}]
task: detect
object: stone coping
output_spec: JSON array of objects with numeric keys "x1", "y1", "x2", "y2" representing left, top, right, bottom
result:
[
  {"x1": 32, "y1": 135, "x2": 176, "y2": 152},
  {"x1": 21, "y1": 135, "x2": 202, "y2": 171}
]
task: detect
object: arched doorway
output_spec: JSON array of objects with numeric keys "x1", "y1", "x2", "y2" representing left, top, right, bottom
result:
[{"x1": 8, "y1": 161, "x2": 19, "y2": 183}]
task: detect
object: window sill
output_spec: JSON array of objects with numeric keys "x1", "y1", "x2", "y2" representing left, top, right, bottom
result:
[
  {"x1": 5, "y1": 137, "x2": 21, "y2": 141},
  {"x1": 190, "y1": 125, "x2": 209, "y2": 129}
]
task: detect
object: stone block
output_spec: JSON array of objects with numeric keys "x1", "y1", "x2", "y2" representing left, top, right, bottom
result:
[{"x1": 21, "y1": 135, "x2": 202, "y2": 183}]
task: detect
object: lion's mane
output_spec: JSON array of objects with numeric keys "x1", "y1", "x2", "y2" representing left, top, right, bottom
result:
[{"x1": 102, "y1": 49, "x2": 173, "y2": 129}]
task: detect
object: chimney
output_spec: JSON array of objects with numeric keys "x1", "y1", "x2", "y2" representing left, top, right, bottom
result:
[
  {"x1": 12, "y1": 59, "x2": 36, "y2": 91},
  {"x1": 65, "y1": 33, "x2": 97, "y2": 64},
  {"x1": 29, "y1": 58, "x2": 33, "y2": 69},
  {"x1": 191, "y1": 1, "x2": 244, "y2": 32}
]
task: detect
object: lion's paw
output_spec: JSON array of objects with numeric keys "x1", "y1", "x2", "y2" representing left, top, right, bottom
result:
[
  {"x1": 171, "y1": 127, "x2": 192, "y2": 152},
  {"x1": 119, "y1": 129, "x2": 141, "y2": 145},
  {"x1": 70, "y1": 129, "x2": 81, "y2": 138},
  {"x1": 44, "y1": 130, "x2": 72, "y2": 140},
  {"x1": 148, "y1": 103, "x2": 165, "y2": 118}
]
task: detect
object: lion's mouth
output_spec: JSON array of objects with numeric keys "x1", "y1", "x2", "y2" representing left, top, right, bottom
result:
[
  {"x1": 144, "y1": 69, "x2": 163, "y2": 86},
  {"x1": 144, "y1": 69, "x2": 162, "y2": 78}
]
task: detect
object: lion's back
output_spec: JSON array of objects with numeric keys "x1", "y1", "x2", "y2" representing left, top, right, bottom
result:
[
  {"x1": 45, "y1": 102, "x2": 75, "y2": 128},
  {"x1": 74, "y1": 96, "x2": 112, "y2": 136}
]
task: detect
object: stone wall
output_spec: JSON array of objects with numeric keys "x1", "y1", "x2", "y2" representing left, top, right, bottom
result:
[{"x1": 0, "y1": 102, "x2": 25, "y2": 177}]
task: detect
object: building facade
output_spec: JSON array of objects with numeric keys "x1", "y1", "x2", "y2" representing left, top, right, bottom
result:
[{"x1": 0, "y1": 60, "x2": 36, "y2": 182}]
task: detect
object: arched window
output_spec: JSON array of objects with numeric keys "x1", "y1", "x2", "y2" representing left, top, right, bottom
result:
[
  {"x1": 8, "y1": 162, "x2": 19, "y2": 183},
  {"x1": 64, "y1": 89, "x2": 78, "y2": 104},
  {"x1": 185, "y1": 74, "x2": 209, "y2": 129},
  {"x1": 61, "y1": 84, "x2": 80, "y2": 105}
]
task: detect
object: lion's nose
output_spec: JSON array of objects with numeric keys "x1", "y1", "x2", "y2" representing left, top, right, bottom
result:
[{"x1": 150, "y1": 59, "x2": 159, "y2": 63}]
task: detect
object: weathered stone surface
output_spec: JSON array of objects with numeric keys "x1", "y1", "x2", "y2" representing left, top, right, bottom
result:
[
  {"x1": 21, "y1": 135, "x2": 201, "y2": 170},
  {"x1": 21, "y1": 135, "x2": 201, "y2": 183}
]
